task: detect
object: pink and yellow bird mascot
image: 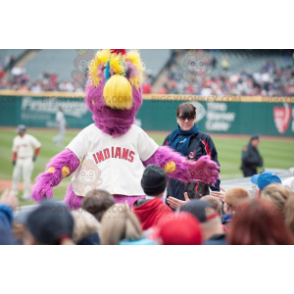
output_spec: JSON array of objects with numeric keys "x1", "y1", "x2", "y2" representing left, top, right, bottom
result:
[{"x1": 31, "y1": 49, "x2": 219, "y2": 209}]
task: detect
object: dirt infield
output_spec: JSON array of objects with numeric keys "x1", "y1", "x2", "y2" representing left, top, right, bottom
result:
[
  {"x1": 0, "y1": 180, "x2": 31, "y2": 191},
  {"x1": 1, "y1": 127, "x2": 293, "y2": 141}
]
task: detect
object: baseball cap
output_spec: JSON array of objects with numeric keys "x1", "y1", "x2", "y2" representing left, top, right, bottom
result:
[
  {"x1": 154, "y1": 212, "x2": 202, "y2": 245},
  {"x1": 27, "y1": 200, "x2": 74, "y2": 245},
  {"x1": 250, "y1": 134, "x2": 260, "y2": 141},
  {"x1": 16, "y1": 125, "x2": 26, "y2": 133},
  {"x1": 141, "y1": 165, "x2": 167, "y2": 196},
  {"x1": 251, "y1": 172, "x2": 282, "y2": 191},
  {"x1": 282, "y1": 177, "x2": 294, "y2": 192}
]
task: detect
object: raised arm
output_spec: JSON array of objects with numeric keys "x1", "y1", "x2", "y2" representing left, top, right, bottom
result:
[
  {"x1": 31, "y1": 149, "x2": 80, "y2": 202},
  {"x1": 143, "y1": 146, "x2": 219, "y2": 185}
]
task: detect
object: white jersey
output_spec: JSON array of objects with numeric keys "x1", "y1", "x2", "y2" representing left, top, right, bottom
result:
[
  {"x1": 56, "y1": 111, "x2": 66, "y2": 127},
  {"x1": 67, "y1": 124, "x2": 158, "y2": 196},
  {"x1": 12, "y1": 134, "x2": 42, "y2": 158}
]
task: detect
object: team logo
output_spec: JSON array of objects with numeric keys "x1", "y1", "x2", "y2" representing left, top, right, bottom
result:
[
  {"x1": 181, "y1": 49, "x2": 211, "y2": 91},
  {"x1": 273, "y1": 103, "x2": 292, "y2": 134},
  {"x1": 189, "y1": 150, "x2": 196, "y2": 160}
]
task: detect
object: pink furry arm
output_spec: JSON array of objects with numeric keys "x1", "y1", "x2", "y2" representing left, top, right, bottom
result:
[
  {"x1": 143, "y1": 146, "x2": 219, "y2": 185},
  {"x1": 31, "y1": 149, "x2": 80, "y2": 202}
]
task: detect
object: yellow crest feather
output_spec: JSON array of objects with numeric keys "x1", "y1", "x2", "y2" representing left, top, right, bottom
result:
[
  {"x1": 110, "y1": 54, "x2": 125, "y2": 75},
  {"x1": 88, "y1": 50, "x2": 111, "y2": 87},
  {"x1": 126, "y1": 50, "x2": 145, "y2": 89}
]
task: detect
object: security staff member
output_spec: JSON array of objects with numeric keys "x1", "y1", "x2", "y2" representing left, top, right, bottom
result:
[{"x1": 241, "y1": 135, "x2": 263, "y2": 177}]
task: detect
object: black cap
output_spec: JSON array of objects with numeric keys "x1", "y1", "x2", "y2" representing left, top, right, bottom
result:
[
  {"x1": 27, "y1": 200, "x2": 74, "y2": 245},
  {"x1": 141, "y1": 165, "x2": 167, "y2": 196},
  {"x1": 250, "y1": 134, "x2": 260, "y2": 141}
]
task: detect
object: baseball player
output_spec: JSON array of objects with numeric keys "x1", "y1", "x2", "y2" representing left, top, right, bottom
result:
[
  {"x1": 53, "y1": 107, "x2": 67, "y2": 147},
  {"x1": 12, "y1": 125, "x2": 42, "y2": 200}
]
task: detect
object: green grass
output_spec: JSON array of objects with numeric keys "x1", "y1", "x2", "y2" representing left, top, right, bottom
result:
[{"x1": 1, "y1": 129, "x2": 294, "y2": 205}]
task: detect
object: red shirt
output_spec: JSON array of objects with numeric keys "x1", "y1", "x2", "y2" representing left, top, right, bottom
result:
[{"x1": 133, "y1": 198, "x2": 172, "y2": 230}]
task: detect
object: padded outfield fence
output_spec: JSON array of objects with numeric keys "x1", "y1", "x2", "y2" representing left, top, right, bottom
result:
[{"x1": 0, "y1": 90, "x2": 293, "y2": 137}]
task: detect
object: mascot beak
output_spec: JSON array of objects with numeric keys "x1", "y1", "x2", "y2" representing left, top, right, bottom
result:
[{"x1": 103, "y1": 74, "x2": 133, "y2": 110}]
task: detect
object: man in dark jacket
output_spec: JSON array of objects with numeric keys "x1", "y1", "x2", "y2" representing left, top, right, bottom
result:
[{"x1": 241, "y1": 135, "x2": 263, "y2": 177}]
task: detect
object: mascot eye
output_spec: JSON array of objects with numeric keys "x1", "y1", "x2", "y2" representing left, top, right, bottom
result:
[
  {"x1": 89, "y1": 171, "x2": 94, "y2": 176},
  {"x1": 81, "y1": 61, "x2": 86, "y2": 67},
  {"x1": 199, "y1": 61, "x2": 204, "y2": 67},
  {"x1": 81, "y1": 171, "x2": 85, "y2": 176},
  {"x1": 190, "y1": 61, "x2": 196, "y2": 66}
]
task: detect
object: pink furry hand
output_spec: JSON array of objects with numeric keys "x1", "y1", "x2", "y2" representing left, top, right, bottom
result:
[
  {"x1": 186, "y1": 155, "x2": 219, "y2": 185},
  {"x1": 31, "y1": 172, "x2": 56, "y2": 202}
]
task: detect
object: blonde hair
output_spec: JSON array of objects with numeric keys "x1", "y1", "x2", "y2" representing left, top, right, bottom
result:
[
  {"x1": 100, "y1": 204, "x2": 142, "y2": 245},
  {"x1": 200, "y1": 196, "x2": 223, "y2": 217},
  {"x1": 285, "y1": 195, "x2": 294, "y2": 235},
  {"x1": 224, "y1": 187, "x2": 250, "y2": 209},
  {"x1": 261, "y1": 183, "x2": 294, "y2": 218},
  {"x1": 71, "y1": 209, "x2": 101, "y2": 243}
]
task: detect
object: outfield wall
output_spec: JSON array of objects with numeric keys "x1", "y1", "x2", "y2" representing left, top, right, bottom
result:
[{"x1": 0, "y1": 91, "x2": 294, "y2": 137}]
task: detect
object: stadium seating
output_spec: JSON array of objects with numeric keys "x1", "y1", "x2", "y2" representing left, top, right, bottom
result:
[
  {"x1": 0, "y1": 49, "x2": 27, "y2": 61},
  {"x1": 14, "y1": 49, "x2": 170, "y2": 83}
]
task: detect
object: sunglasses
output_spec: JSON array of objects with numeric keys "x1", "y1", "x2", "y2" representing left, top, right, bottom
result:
[{"x1": 178, "y1": 116, "x2": 195, "y2": 121}]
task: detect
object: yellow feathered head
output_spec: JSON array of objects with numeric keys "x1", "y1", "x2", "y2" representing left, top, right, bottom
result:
[{"x1": 87, "y1": 49, "x2": 145, "y2": 110}]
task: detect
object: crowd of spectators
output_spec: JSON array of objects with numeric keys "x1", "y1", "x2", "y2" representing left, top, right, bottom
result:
[
  {"x1": 1, "y1": 51, "x2": 294, "y2": 96},
  {"x1": 1, "y1": 164, "x2": 294, "y2": 245},
  {"x1": 157, "y1": 50, "x2": 294, "y2": 97}
]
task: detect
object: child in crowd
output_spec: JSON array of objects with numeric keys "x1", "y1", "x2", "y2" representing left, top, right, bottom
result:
[{"x1": 132, "y1": 165, "x2": 172, "y2": 230}]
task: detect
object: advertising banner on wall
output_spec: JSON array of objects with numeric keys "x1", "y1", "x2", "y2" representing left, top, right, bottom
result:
[{"x1": 0, "y1": 94, "x2": 293, "y2": 137}]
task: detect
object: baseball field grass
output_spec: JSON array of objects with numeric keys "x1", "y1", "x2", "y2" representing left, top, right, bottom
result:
[{"x1": 0, "y1": 128, "x2": 294, "y2": 205}]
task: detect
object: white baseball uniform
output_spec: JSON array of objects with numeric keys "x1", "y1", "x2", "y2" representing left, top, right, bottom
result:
[
  {"x1": 53, "y1": 110, "x2": 66, "y2": 146},
  {"x1": 67, "y1": 124, "x2": 159, "y2": 196},
  {"x1": 12, "y1": 134, "x2": 42, "y2": 199}
]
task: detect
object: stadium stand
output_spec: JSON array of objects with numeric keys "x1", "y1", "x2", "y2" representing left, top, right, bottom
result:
[{"x1": 0, "y1": 49, "x2": 293, "y2": 96}]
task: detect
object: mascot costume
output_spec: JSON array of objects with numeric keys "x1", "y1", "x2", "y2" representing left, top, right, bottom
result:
[{"x1": 31, "y1": 49, "x2": 219, "y2": 209}]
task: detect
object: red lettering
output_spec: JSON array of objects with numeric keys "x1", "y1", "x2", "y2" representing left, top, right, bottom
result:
[
  {"x1": 128, "y1": 151, "x2": 135, "y2": 163},
  {"x1": 111, "y1": 147, "x2": 114, "y2": 158},
  {"x1": 103, "y1": 148, "x2": 110, "y2": 160},
  {"x1": 96, "y1": 151, "x2": 104, "y2": 163},
  {"x1": 115, "y1": 147, "x2": 121, "y2": 159},
  {"x1": 122, "y1": 148, "x2": 129, "y2": 160},
  {"x1": 92, "y1": 154, "x2": 98, "y2": 164}
]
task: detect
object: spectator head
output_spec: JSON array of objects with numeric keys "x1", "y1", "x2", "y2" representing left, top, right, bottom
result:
[
  {"x1": 250, "y1": 134, "x2": 260, "y2": 147},
  {"x1": 180, "y1": 200, "x2": 223, "y2": 241},
  {"x1": 227, "y1": 198, "x2": 294, "y2": 245},
  {"x1": 82, "y1": 190, "x2": 115, "y2": 222},
  {"x1": 251, "y1": 172, "x2": 282, "y2": 191},
  {"x1": 261, "y1": 183, "x2": 293, "y2": 218},
  {"x1": 100, "y1": 204, "x2": 142, "y2": 245},
  {"x1": 27, "y1": 200, "x2": 74, "y2": 245},
  {"x1": 224, "y1": 187, "x2": 250, "y2": 214},
  {"x1": 176, "y1": 103, "x2": 196, "y2": 131},
  {"x1": 12, "y1": 206, "x2": 36, "y2": 245},
  {"x1": 285, "y1": 192, "x2": 294, "y2": 236},
  {"x1": 141, "y1": 165, "x2": 167, "y2": 197},
  {"x1": 152, "y1": 212, "x2": 202, "y2": 245},
  {"x1": 200, "y1": 195, "x2": 223, "y2": 217},
  {"x1": 71, "y1": 209, "x2": 101, "y2": 245}
]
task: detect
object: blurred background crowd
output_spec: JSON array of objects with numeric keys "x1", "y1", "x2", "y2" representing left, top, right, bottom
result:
[{"x1": 1, "y1": 49, "x2": 293, "y2": 96}]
